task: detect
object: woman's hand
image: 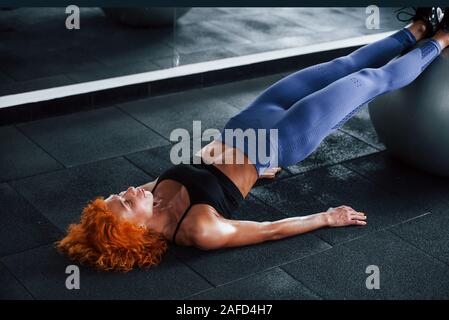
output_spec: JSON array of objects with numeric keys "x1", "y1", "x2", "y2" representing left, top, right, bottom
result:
[
  {"x1": 325, "y1": 205, "x2": 367, "y2": 227},
  {"x1": 259, "y1": 167, "x2": 282, "y2": 179}
]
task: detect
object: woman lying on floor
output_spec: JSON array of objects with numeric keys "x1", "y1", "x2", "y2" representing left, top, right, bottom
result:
[{"x1": 57, "y1": 7, "x2": 449, "y2": 272}]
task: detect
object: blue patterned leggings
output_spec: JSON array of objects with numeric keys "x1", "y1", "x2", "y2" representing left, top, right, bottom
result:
[{"x1": 217, "y1": 28, "x2": 442, "y2": 175}]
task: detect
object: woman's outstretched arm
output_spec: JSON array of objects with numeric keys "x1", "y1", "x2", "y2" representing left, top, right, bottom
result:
[{"x1": 192, "y1": 205, "x2": 367, "y2": 250}]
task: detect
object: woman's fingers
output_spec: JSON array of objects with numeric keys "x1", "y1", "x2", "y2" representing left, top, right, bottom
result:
[
  {"x1": 268, "y1": 167, "x2": 281, "y2": 174},
  {"x1": 351, "y1": 212, "x2": 366, "y2": 217},
  {"x1": 350, "y1": 212, "x2": 367, "y2": 218},
  {"x1": 260, "y1": 167, "x2": 282, "y2": 179},
  {"x1": 351, "y1": 215, "x2": 367, "y2": 220},
  {"x1": 348, "y1": 210, "x2": 365, "y2": 215},
  {"x1": 350, "y1": 213, "x2": 367, "y2": 225},
  {"x1": 259, "y1": 173, "x2": 276, "y2": 179}
]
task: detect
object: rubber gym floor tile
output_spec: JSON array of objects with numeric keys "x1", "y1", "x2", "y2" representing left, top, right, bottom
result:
[
  {"x1": 152, "y1": 48, "x2": 237, "y2": 69},
  {"x1": 17, "y1": 107, "x2": 169, "y2": 167},
  {"x1": 226, "y1": 34, "x2": 318, "y2": 56},
  {"x1": 67, "y1": 59, "x2": 161, "y2": 83},
  {"x1": 339, "y1": 106, "x2": 386, "y2": 150},
  {"x1": 281, "y1": 230, "x2": 449, "y2": 299},
  {"x1": 208, "y1": 12, "x2": 314, "y2": 43},
  {"x1": 0, "y1": 183, "x2": 63, "y2": 257},
  {"x1": 88, "y1": 42, "x2": 174, "y2": 68},
  {"x1": 9, "y1": 157, "x2": 152, "y2": 232},
  {"x1": 1, "y1": 245, "x2": 211, "y2": 300},
  {"x1": 232, "y1": 194, "x2": 288, "y2": 222},
  {"x1": 177, "y1": 7, "x2": 226, "y2": 27},
  {"x1": 251, "y1": 164, "x2": 427, "y2": 245},
  {"x1": 316, "y1": 166, "x2": 434, "y2": 244},
  {"x1": 343, "y1": 151, "x2": 449, "y2": 212},
  {"x1": 1, "y1": 52, "x2": 104, "y2": 82},
  {"x1": 287, "y1": 129, "x2": 378, "y2": 175},
  {"x1": 125, "y1": 144, "x2": 177, "y2": 179},
  {"x1": 164, "y1": 21, "x2": 251, "y2": 55},
  {"x1": 218, "y1": 7, "x2": 294, "y2": 17},
  {"x1": 0, "y1": 126, "x2": 63, "y2": 182},
  {"x1": 177, "y1": 7, "x2": 229, "y2": 26},
  {"x1": 389, "y1": 211, "x2": 449, "y2": 266},
  {"x1": 0, "y1": 71, "x2": 14, "y2": 85},
  {"x1": 0, "y1": 262, "x2": 33, "y2": 300},
  {"x1": 189, "y1": 267, "x2": 320, "y2": 300},
  {"x1": 118, "y1": 89, "x2": 240, "y2": 141},
  {"x1": 0, "y1": 56, "x2": 56, "y2": 83},
  {"x1": 272, "y1": 7, "x2": 367, "y2": 33},
  {"x1": 250, "y1": 171, "x2": 330, "y2": 217},
  {"x1": 171, "y1": 232, "x2": 331, "y2": 286},
  {"x1": 0, "y1": 75, "x2": 75, "y2": 96}
]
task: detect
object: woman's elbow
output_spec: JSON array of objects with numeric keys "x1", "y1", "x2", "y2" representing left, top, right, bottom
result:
[
  {"x1": 192, "y1": 232, "x2": 226, "y2": 251},
  {"x1": 263, "y1": 221, "x2": 282, "y2": 241}
]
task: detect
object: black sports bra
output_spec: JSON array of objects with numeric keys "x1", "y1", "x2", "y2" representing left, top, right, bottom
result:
[{"x1": 152, "y1": 162, "x2": 244, "y2": 244}]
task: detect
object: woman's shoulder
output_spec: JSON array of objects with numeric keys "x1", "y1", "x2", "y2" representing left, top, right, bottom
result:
[{"x1": 174, "y1": 204, "x2": 224, "y2": 246}]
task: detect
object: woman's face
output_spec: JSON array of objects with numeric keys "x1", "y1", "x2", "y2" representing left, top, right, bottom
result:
[{"x1": 104, "y1": 186, "x2": 154, "y2": 227}]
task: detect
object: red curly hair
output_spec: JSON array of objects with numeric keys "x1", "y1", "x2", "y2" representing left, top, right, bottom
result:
[{"x1": 55, "y1": 197, "x2": 168, "y2": 272}]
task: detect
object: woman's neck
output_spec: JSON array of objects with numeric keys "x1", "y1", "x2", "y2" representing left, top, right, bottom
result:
[{"x1": 148, "y1": 191, "x2": 188, "y2": 240}]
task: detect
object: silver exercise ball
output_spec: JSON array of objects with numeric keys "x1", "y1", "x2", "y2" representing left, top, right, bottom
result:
[
  {"x1": 102, "y1": 8, "x2": 191, "y2": 27},
  {"x1": 369, "y1": 47, "x2": 449, "y2": 177}
]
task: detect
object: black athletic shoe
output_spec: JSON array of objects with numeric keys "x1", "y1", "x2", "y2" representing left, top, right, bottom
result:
[
  {"x1": 395, "y1": 7, "x2": 441, "y2": 37},
  {"x1": 436, "y1": 8, "x2": 449, "y2": 32}
]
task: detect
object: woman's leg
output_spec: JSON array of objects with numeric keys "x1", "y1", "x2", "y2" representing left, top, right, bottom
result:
[
  {"x1": 271, "y1": 38, "x2": 442, "y2": 171},
  {"x1": 251, "y1": 27, "x2": 419, "y2": 110},
  {"x1": 220, "y1": 27, "x2": 421, "y2": 143}
]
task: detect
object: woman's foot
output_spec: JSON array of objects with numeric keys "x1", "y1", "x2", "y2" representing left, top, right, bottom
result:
[
  {"x1": 396, "y1": 7, "x2": 441, "y2": 40},
  {"x1": 432, "y1": 8, "x2": 449, "y2": 50},
  {"x1": 407, "y1": 19, "x2": 430, "y2": 42}
]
